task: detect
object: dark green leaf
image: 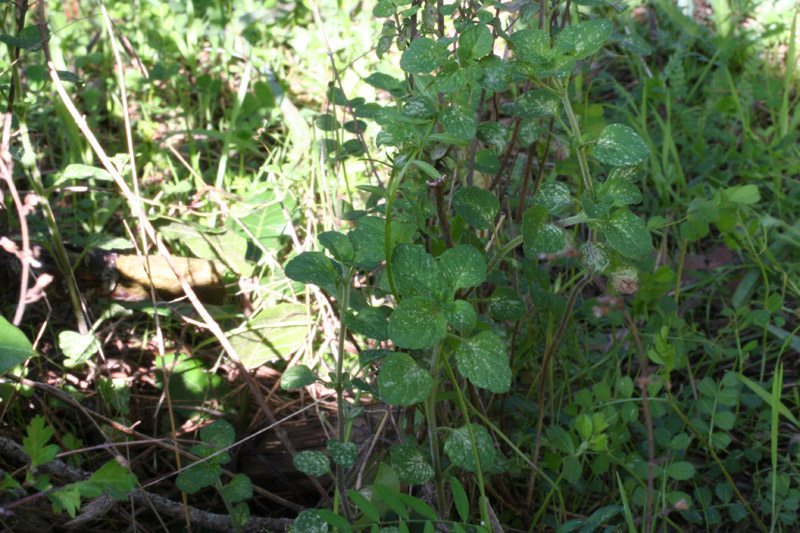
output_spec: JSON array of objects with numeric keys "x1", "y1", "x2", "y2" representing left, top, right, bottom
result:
[
  {"x1": 453, "y1": 186, "x2": 499, "y2": 230},
  {"x1": 328, "y1": 440, "x2": 359, "y2": 469},
  {"x1": 440, "y1": 103, "x2": 478, "y2": 141},
  {"x1": 400, "y1": 38, "x2": 443, "y2": 74},
  {"x1": 285, "y1": 251, "x2": 338, "y2": 286},
  {"x1": 458, "y1": 24, "x2": 494, "y2": 61},
  {"x1": 594, "y1": 124, "x2": 650, "y2": 166},
  {"x1": 455, "y1": 331, "x2": 511, "y2": 393},
  {"x1": 281, "y1": 365, "x2": 318, "y2": 390},
  {"x1": 378, "y1": 352, "x2": 434, "y2": 405},
  {"x1": 604, "y1": 209, "x2": 652, "y2": 261},
  {"x1": 439, "y1": 244, "x2": 487, "y2": 290},
  {"x1": 294, "y1": 451, "x2": 331, "y2": 477},
  {"x1": 391, "y1": 444, "x2": 435, "y2": 484},
  {"x1": 514, "y1": 89, "x2": 560, "y2": 119},
  {"x1": 0, "y1": 316, "x2": 36, "y2": 376}
]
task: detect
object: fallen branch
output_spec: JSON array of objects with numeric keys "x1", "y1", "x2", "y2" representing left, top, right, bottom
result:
[{"x1": 0, "y1": 435, "x2": 292, "y2": 532}]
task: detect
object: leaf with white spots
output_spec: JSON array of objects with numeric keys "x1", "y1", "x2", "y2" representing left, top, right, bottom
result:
[
  {"x1": 442, "y1": 300, "x2": 477, "y2": 335},
  {"x1": 391, "y1": 444, "x2": 434, "y2": 484},
  {"x1": 455, "y1": 331, "x2": 511, "y2": 393},
  {"x1": 457, "y1": 24, "x2": 493, "y2": 61},
  {"x1": 619, "y1": 32, "x2": 653, "y2": 56},
  {"x1": 293, "y1": 451, "x2": 330, "y2": 477},
  {"x1": 514, "y1": 89, "x2": 560, "y2": 119},
  {"x1": 604, "y1": 209, "x2": 653, "y2": 261},
  {"x1": 509, "y1": 28, "x2": 550, "y2": 63},
  {"x1": 444, "y1": 425, "x2": 506, "y2": 474},
  {"x1": 453, "y1": 186, "x2": 499, "y2": 230},
  {"x1": 327, "y1": 440, "x2": 358, "y2": 469},
  {"x1": 532, "y1": 181, "x2": 572, "y2": 214},
  {"x1": 438, "y1": 245, "x2": 486, "y2": 290},
  {"x1": 479, "y1": 55, "x2": 512, "y2": 91},
  {"x1": 400, "y1": 38, "x2": 444, "y2": 74},
  {"x1": 556, "y1": 18, "x2": 613, "y2": 60},
  {"x1": 378, "y1": 352, "x2": 434, "y2": 406},
  {"x1": 389, "y1": 297, "x2": 447, "y2": 349},
  {"x1": 440, "y1": 103, "x2": 478, "y2": 141},
  {"x1": 594, "y1": 124, "x2": 650, "y2": 166},
  {"x1": 599, "y1": 173, "x2": 642, "y2": 206},
  {"x1": 578, "y1": 242, "x2": 610, "y2": 273}
]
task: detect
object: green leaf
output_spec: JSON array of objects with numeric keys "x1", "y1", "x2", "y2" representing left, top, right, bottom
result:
[
  {"x1": 400, "y1": 38, "x2": 443, "y2": 74},
  {"x1": 518, "y1": 119, "x2": 544, "y2": 146},
  {"x1": 522, "y1": 205, "x2": 547, "y2": 255},
  {"x1": 154, "y1": 353, "x2": 230, "y2": 415},
  {"x1": 604, "y1": 209, "x2": 653, "y2": 261},
  {"x1": 231, "y1": 502, "x2": 250, "y2": 530},
  {"x1": 364, "y1": 72, "x2": 403, "y2": 93},
  {"x1": 0, "y1": 26, "x2": 44, "y2": 51},
  {"x1": 226, "y1": 303, "x2": 307, "y2": 367},
  {"x1": 455, "y1": 331, "x2": 511, "y2": 393},
  {"x1": 348, "y1": 490, "x2": 382, "y2": 522},
  {"x1": 450, "y1": 476, "x2": 470, "y2": 522},
  {"x1": 619, "y1": 32, "x2": 653, "y2": 55},
  {"x1": 391, "y1": 244, "x2": 446, "y2": 299},
  {"x1": 294, "y1": 509, "x2": 329, "y2": 533},
  {"x1": 531, "y1": 224, "x2": 566, "y2": 255},
  {"x1": 479, "y1": 55, "x2": 512, "y2": 91},
  {"x1": 176, "y1": 463, "x2": 221, "y2": 493},
  {"x1": 444, "y1": 424, "x2": 506, "y2": 474},
  {"x1": 284, "y1": 251, "x2": 338, "y2": 286},
  {"x1": 158, "y1": 221, "x2": 252, "y2": 276},
  {"x1": 439, "y1": 245, "x2": 487, "y2": 290},
  {"x1": 556, "y1": 18, "x2": 613, "y2": 60},
  {"x1": 488, "y1": 286, "x2": 527, "y2": 321},
  {"x1": 221, "y1": 473, "x2": 253, "y2": 503},
  {"x1": 345, "y1": 306, "x2": 390, "y2": 341},
  {"x1": 532, "y1": 181, "x2": 572, "y2": 214},
  {"x1": 293, "y1": 451, "x2": 331, "y2": 477},
  {"x1": 509, "y1": 28, "x2": 550, "y2": 62},
  {"x1": 514, "y1": 89, "x2": 560, "y2": 119},
  {"x1": 373, "y1": 1, "x2": 396, "y2": 17},
  {"x1": 391, "y1": 444, "x2": 434, "y2": 484},
  {"x1": 443, "y1": 300, "x2": 477, "y2": 335},
  {"x1": 440, "y1": 103, "x2": 478, "y2": 141},
  {"x1": 23, "y1": 415, "x2": 60, "y2": 469},
  {"x1": 599, "y1": 173, "x2": 642, "y2": 206},
  {"x1": 477, "y1": 122, "x2": 508, "y2": 147},
  {"x1": 725, "y1": 184, "x2": 760, "y2": 205},
  {"x1": 281, "y1": 365, "x2": 318, "y2": 390},
  {"x1": 434, "y1": 60, "x2": 467, "y2": 93},
  {"x1": 666, "y1": 461, "x2": 696, "y2": 480},
  {"x1": 318, "y1": 231, "x2": 356, "y2": 263},
  {"x1": 359, "y1": 349, "x2": 393, "y2": 368},
  {"x1": 374, "y1": 483, "x2": 409, "y2": 519},
  {"x1": 0, "y1": 315, "x2": 36, "y2": 375},
  {"x1": 389, "y1": 297, "x2": 447, "y2": 350},
  {"x1": 474, "y1": 149, "x2": 501, "y2": 174},
  {"x1": 578, "y1": 242, "x2": 610, "y2": 273},
  {"x1": 49, "y1": 486, "x2": 82, "y2": 517},
  {"x1": 58, "y1": 330, "x2": 99, "y2": 368},
  {"x1": 328, "y1": 440, "x2": 358, "y2": 469},
  {"x1": 458, "y1": 24, "x2": 494, "y2": 61},
  {"x1": 87, "y1": 460, "x2": 137, "y2": 499},
  {"x1": 317, "y1": 509, "x2": 352, "y2": 532},
  {"x1": 398, "y1": 493, "x2": 438, "y2": 521},
  {"x1": 378, "y1": 352, "x2": 434, "y2": 406},
  {"x1": 453, "y1": 186, "x2": 499, "y2": 230},
  {"x1": 594, "y1": 124, "x2": 650, "y2": 166},
  {"x1": 201, "y1": 419, "x2": 236, "y2": 449},
  {"x1": 402, "y1": 95, "x2": 438, "y2": 120}
]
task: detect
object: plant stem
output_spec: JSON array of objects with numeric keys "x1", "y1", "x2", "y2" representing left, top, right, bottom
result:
[
  {"x1": 441, "y1": 356, "x2": 491, "y2": 527},
  {"x1": 556, "y1": 79, "x2": 593, "y2": 194},
  {"x1": 425, "y1": 342, "x2": 446, "y2": 517},
  {"x1": 334, "y1": 267, "x2": 354, "y2": 522}
]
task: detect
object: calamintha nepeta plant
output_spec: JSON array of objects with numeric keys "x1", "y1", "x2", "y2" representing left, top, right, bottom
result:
[{"x1": 285, "y1": 0, "x2": 656, "y2": 529}]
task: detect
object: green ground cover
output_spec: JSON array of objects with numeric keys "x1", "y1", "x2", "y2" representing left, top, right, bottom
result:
[{"x1": 0, "y1": 0, "x2": 798, "y2": 531}]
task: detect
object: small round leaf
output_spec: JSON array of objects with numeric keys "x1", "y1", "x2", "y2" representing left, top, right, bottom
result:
[
  {"x1": 293, "y1": 451, "x2": 330, "y2": 477},
  {"x1": 281, "y1": 365, "x2": 319, "y2": 390},
  {"x1": 454, "y1": 331, "x2": 511, "y2": 393}
]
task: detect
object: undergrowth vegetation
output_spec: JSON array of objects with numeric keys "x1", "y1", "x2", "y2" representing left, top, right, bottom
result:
[{"x1": 0, "y1": 0, "x2": 798, "y2": 532}]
